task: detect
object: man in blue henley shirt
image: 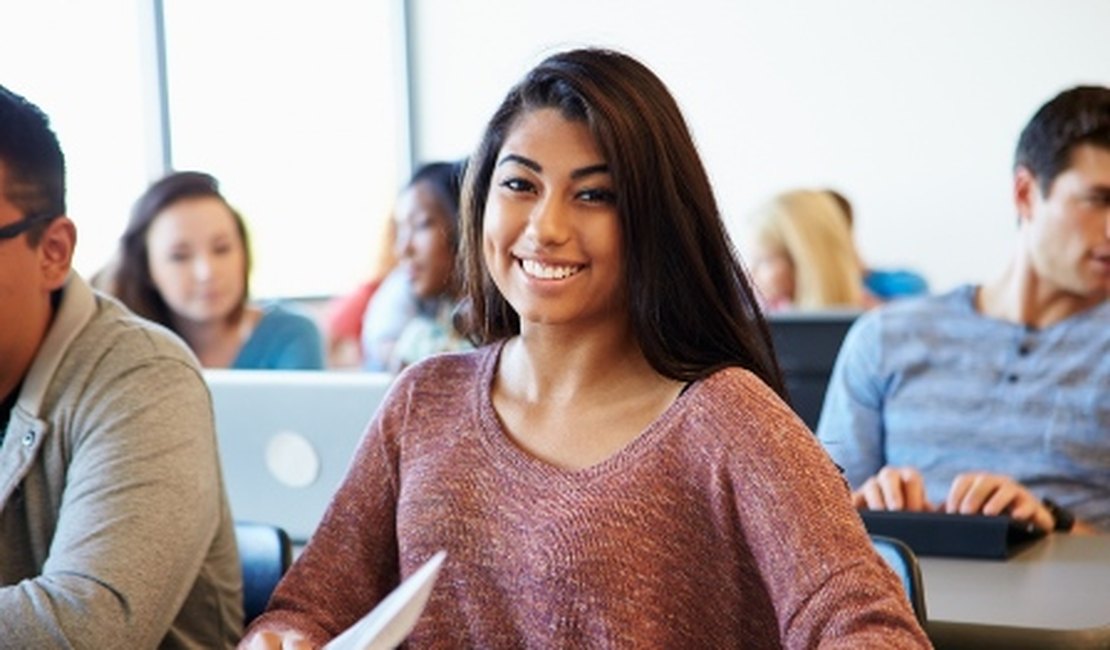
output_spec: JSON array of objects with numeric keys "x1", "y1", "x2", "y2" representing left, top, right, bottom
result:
[{"x1": 818, "y1": 86, "x2": 1110, "y2": 534}]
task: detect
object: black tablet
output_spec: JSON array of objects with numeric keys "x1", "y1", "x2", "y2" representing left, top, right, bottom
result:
[{"x1": 859, "y1": 510, "x2": 1046, "y2": 560}]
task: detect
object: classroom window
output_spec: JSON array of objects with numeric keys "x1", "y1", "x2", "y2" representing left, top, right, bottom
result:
[
  {"x1": 162, "y1": 0, "x2": 403, "y2": 298},
  {"x1": 0, "y1": 1, "x2": 151, "y2": 280}
]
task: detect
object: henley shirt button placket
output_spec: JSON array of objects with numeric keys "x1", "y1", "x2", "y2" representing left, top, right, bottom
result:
[
  {"x1": 1011, "y1": 337, "x2": 1031, "y2": 381},
  {"x1": 1018, "y1": 326, "x2": 1035, "y2": 356}
]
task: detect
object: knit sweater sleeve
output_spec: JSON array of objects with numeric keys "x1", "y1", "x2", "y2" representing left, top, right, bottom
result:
[{"x1": 702, "y1": 370, "x2": 930, "y2": 648}]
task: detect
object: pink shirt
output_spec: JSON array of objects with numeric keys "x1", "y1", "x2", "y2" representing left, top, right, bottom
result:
[{"x1": 248, "y1": 343, "x2": 928, "y2": 648}]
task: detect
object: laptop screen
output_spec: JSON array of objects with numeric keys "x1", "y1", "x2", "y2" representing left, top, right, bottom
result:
[{"x1": 205, "y1": 369, "x2": 395, "y2": 544}]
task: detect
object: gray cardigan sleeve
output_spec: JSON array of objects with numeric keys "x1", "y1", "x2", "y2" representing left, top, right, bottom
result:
[{"x1": 0, "y1": 356, "x2": 226, "y2": 648}]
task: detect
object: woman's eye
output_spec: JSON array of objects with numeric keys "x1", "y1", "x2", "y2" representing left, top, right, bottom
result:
[
  {"x1": 578, "y1": 188, "x2": 616, "y2": 204},
  {"x1": 169, "y1": 251, "x2": 191, "y2": 263},
  {"x1": 1083, "y1": 193, "x2": 1110, "y2": 208},
  {"x1": 499, "y1": 177, "x2": 535, "y2": 193}
]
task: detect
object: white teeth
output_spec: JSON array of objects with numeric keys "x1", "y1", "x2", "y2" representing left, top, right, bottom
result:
[{"x1": 520, "y1": 258, "x2": 583, "y2": 280}]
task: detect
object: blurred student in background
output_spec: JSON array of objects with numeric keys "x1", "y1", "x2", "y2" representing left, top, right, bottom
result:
[
  {"x1": 744, "y1": 188, "x2": 875, "y2": 312},
  {"x1": 323, "y1": 217, "x2": 397, "y2": 368},
  {"x1": 819, "y1": 85, "x2": 1110, "y2": 533},
  {"x1": 111, "y1": 171, "x2": 325, "y2": 369},
  {"x1": 360, "y1": 160, "x2": 471, "y2": 372},
  {"x1": 825, "y1": 188, "x2": 930, "y2": 301}
]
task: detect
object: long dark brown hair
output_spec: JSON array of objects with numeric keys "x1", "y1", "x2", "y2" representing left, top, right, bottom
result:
[{"x1": 458, "y1": 48, "x2": 785, "y2": 397}]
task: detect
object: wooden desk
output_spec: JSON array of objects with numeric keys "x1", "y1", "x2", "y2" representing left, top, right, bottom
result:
[{"x1": 919, "y1": 534, "x2": 1110, "y2": 649}]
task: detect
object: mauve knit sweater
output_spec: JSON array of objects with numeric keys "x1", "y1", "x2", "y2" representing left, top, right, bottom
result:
[{"x1": 246, "y1": 343, "x2": 930, "y2": 648}]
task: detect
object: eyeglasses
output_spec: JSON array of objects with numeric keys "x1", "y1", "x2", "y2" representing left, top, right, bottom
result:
[{"x1": 0, "y1": 213, "x2": 59, "y2": 241}]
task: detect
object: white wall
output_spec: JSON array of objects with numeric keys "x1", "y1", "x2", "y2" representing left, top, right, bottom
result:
[{"x1": 409, "y1": 0, "x2": 1110, "y2": 292}]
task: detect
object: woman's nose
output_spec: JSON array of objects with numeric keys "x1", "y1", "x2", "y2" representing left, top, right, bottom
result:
[
  {"x1": 193, "y1": 256, "x2": 213, "y2": 280},
  {"x1": 394, "y1": 227, "x2": 414, "y2": 259},
  {"x1": 527, "y1": 196, "x2": 571, "y2": 246}
]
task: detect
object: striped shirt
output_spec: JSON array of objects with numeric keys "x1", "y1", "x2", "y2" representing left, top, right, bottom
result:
[{"x1": 818, "y1": 285, "x2": 1110, "y2": 530}]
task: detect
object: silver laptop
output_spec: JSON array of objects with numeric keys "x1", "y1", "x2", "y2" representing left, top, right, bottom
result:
[{"x1": 204, "y1": 369, "x2": 395, "y2": 544}]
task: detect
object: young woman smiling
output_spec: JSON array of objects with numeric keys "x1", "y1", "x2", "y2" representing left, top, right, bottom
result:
[{"x1": 242, "y1": 49, "x2": 929, "y2": 649}]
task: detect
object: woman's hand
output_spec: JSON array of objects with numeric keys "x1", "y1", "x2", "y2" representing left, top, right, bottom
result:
[{"x1": 240, "y1": 630, "x2": 315, "y2": 650}]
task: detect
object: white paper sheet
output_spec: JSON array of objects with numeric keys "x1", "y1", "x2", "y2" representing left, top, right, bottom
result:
[{"x1": 324, "y1": 550, "x2": 447, "y2": 650}]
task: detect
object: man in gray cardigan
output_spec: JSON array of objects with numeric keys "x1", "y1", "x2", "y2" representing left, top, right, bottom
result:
[{"x1": 0, "y1": 87, "x2": 242, "y2": 646}]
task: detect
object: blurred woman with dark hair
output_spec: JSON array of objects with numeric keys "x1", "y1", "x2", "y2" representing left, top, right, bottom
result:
[
  {"x1": 358, "y1": 159, "x2": 471, "y2": 371},
  {"x1": 111, "y1": 171, "x2": 324, "y2": 369}
]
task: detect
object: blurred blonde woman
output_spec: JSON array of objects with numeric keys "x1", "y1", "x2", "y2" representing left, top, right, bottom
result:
[{"x1": 745, "y1": 188, "x2": 873, "y2": 311}]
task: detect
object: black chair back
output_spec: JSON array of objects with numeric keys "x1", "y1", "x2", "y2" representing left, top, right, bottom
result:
[
  {"x1": 234, "y1": 521, "x2": 293, "y2": 626},
  {"x1": 767, "y1": 311, "x2": 860, "y2": 430}
]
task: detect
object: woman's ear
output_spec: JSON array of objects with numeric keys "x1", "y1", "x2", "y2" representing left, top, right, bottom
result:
[{"x1": 38, "y1": 216, "x2": 76, "y2": 289}]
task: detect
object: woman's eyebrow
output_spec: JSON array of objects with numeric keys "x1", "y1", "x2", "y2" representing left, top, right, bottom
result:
[
  {"x1": 495, "y1": 155, "x2": 609, "y2": 181},
  {"x1": 570, "y1": 163, "x2": 609, "y2": 180},
  {"x1": 496, "y1": 154, "x2": 541, "y2": 172}
]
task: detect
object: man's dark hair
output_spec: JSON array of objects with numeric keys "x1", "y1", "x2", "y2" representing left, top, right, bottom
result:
[
  {"x1": 1014, "y1": 85, "x2": 1110, "y2": 194},
  {"x1": 0, "y1": 85, "x2": 66, "y2": 245}
]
